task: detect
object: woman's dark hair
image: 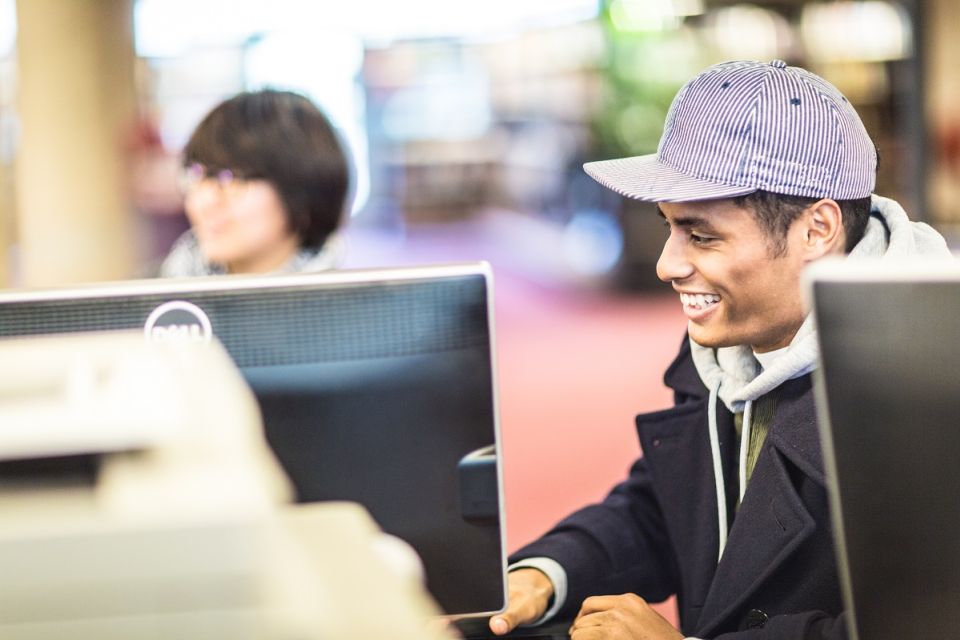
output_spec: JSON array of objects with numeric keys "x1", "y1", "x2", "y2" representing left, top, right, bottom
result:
[
  {"x1": 183, "y1": 89, "x2": 350, "y2": 249},
  {"x1": 732, "y1": 191, "x2": 872, "y2": 256}
]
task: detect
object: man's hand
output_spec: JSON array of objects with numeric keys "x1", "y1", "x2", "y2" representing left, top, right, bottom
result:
[
  {"x1": 488, "y1": 568, "x2": 555, "y2": 635},
  {"x1": 569, "y1": 594, "x2": 683, "y2": 640}
]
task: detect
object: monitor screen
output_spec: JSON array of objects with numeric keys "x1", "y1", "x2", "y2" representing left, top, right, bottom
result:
[
  {"x1": 809, "y1": 260, "x2": 960, "y2": 640},
  {"x1": 0, "y1": 263, "x2": 506, "y2": 616}
]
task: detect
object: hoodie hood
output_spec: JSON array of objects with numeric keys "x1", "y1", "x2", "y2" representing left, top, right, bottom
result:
[{"x1": 690, "y1": 194, "x2": 953, "y2": 413}]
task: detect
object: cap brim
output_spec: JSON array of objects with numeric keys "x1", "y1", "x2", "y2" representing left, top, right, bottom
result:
[{"x1": 584, "y1": 155, "x2": 757, "y2": 203}]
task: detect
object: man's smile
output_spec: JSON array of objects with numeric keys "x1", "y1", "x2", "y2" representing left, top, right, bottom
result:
[{"x1": 679, "y1": 292, "x2": 721, "y2": 310}]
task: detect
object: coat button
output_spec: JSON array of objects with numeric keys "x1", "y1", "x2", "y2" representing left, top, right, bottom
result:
[{"x1": 741, "y1": 609, "x2": 768, "y2": 630}]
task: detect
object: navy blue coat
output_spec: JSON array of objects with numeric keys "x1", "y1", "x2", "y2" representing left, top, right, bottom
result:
[{"x1": 511, "y1": 336, "x2": 849, "y2": 639}]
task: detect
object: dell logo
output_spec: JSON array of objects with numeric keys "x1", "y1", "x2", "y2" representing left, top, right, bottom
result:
[{"x1": 143, "y1": 300, "x2": 213, "y2": 345}]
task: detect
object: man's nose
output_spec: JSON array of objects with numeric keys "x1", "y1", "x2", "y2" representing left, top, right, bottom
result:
[{"x1": 656, "y1": 232, "x2": 693, "y2": 283}]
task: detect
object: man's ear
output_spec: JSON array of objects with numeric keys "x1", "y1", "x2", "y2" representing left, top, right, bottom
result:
[{"x1": 797, "y1": 199, "x2": 845, "y2": 261}]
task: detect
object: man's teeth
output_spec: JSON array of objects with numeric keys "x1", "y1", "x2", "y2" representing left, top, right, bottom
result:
[{"x1": 680, "y1": 293, "x2": 720, "y2": 309}]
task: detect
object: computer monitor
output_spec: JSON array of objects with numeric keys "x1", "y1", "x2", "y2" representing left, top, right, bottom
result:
[
  {"x1": 0, "y1": 262, "x2": 506, "y2": 617},
  {"x1": 808, "y1": 259, "x2": 960, "y2": 640}
]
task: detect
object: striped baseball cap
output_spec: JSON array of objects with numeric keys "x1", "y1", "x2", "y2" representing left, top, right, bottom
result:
[{"x1": 584, "y1": 60, "x2": 877, "y2": 202}]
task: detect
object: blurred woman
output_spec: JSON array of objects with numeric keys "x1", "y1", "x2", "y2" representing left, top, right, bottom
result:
[{"x1": 160, "y1": 89, "x2": 350, "y2": 276}]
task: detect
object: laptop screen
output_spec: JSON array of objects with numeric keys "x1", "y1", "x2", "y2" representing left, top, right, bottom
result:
[
  {"x1": 809, "y1": 260, "x2": 960, "y2": 640},
  {"x1": 0, "y1": 262, "x2": 507, "y2": 617}
]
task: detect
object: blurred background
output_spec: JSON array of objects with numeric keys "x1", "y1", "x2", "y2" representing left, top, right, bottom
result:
[{"x1": 0, "y1": 0, "x2": 957, "y2": 578}]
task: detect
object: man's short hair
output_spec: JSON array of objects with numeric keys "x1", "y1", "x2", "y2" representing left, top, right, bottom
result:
[
  {"x1": 183, "y1": 89, "x2": 350, "y2": 250},
  {"x1": 732, "y1": 191, "x2": 872, "y2": 256}
]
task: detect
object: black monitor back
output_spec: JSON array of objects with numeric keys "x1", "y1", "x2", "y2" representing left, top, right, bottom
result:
[
  {"x1": 0, "y1": 263, "x2": 506, "y2": 616},
  {"x1": 810, "y1": 261, "x2": 960, "y2": 640}
]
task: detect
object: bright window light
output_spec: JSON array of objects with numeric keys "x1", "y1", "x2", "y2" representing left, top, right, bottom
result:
[
  {"x1": 245, "y1": 32, "x2": 370, "y2": 214},
  {"x1": 135, "y1": 0, "x2": 600, "y2": 56},
  {"x1": 704, "y1": 5, "x2": 794, "y2": 62},
  {"x1": 0, "y1": 0, "x2": 15, "y2": 57},
  {"x1": 801, "y1": 1, "x2": 912, "y2": 63},
  {"x1": 609, "y1": 0, "x2": 703, "y2": 33}
]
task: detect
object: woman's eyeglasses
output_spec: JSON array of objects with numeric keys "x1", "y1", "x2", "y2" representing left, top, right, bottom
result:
[{"x1": 178, "y1": 162, "x2": 256, "y2": 198}]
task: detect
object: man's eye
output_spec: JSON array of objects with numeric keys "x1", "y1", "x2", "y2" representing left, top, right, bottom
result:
[{"x1": 690, "y1": 233, "x2": 713, "y2": 245}]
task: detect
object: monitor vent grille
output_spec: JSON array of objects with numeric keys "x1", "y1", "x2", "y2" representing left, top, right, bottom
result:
[{"x1": 0, "y1": 276, "x2": 489, "y2": 369}]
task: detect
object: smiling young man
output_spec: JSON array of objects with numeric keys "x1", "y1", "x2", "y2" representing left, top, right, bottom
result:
[{"x1": 489, "y1": 60, "x2": 952, "y2": 640}]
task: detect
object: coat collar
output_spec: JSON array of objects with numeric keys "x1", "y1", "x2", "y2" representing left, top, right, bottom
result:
[{"x1": 663, "y1": 334, "x2": 709, "y2": 400}]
